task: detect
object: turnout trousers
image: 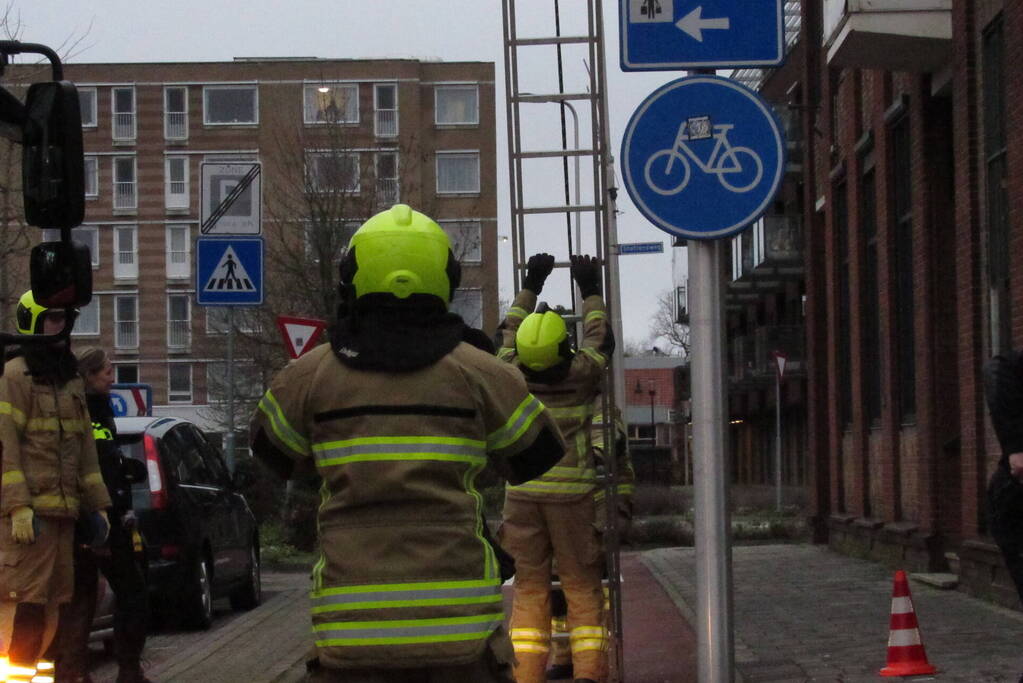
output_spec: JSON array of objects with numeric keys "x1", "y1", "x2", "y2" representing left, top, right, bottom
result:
[{"x1": 501, "y1": 495, "x2": 606, "y2": 683}]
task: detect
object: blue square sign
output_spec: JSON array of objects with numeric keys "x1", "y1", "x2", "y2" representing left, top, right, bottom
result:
[
  {"x1": 620, "y1": 0, "x2": 785, "y2": 70},
  {"x1": 196, "y1": 237, "x2": 264, "y2": 305}
]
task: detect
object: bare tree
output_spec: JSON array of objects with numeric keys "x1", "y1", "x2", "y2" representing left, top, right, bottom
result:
[{"x1": 647, "y1": 288, "x2": 690, "y2": 357}]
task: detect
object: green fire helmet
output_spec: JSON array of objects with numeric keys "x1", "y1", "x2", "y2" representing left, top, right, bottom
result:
[
  {"x1": 16, "y1": 290, "x2": 48, "y2": 335},
  {"x1": 516, "y1": 309, "x2": 570, "y2": 372},
  {"x1": 342, "y1": 204, "x2": 460, "y2": 305}
]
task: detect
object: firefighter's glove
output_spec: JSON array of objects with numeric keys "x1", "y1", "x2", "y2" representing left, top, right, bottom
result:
[
  {"x1": 11, "y1": 506, "x2": 35, "y2": 544},
  {"x1": 570, "y1": 254, "x2": 602, "y2": 298},
  {"x1": 522, "y1": 253, "x2": 555, "y2": 295},
  {"x1": 89, "y1": 510, "x2": 110, "y2": 548}
]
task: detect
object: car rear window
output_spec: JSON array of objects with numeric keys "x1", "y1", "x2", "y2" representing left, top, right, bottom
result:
[{"x1": 117, "y1": 434, "x2": 152, "y2": 510}]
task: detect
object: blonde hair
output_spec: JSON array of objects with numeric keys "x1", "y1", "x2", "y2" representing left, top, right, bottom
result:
[{"x1": 75, "y1": 346, "x2": 109, "y2": 378}]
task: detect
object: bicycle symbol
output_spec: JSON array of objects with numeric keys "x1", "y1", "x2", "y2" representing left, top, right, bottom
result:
[{"x1": 643, "y1": 121, "x2": 764, "y2": 195}]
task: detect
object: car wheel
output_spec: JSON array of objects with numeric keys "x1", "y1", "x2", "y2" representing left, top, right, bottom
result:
[
  {"x1": 187, "y1": 554, "x2": 214, "y2": 630},
  {"x1": 230, "y1": 544, "x2": 261, "y2": 610}
]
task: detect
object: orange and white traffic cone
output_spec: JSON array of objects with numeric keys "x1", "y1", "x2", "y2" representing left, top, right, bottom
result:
[{"x1": 880, "y1": 570, "x2": 937, "y2": 677}]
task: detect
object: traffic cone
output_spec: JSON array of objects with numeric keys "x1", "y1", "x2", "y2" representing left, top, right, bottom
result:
[{"x1": 879, "y1": 570, "x2": 937, "y2": 676}]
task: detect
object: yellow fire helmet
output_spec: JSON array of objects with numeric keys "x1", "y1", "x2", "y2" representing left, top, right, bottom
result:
[
  {"x1": 516, "y1": 308, "x2": 571, "y2": 372},
  {"x1": 340, "y1": 204, "x2": 461, "y2": 305},
  {"x1": 15, "y1": 290, "x2": 49, "y2": 335}
]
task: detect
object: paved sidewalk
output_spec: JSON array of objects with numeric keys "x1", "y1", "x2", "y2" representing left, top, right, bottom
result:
[{"x1": 641, "y1": 544, "x2": 1023, "y2": 682}]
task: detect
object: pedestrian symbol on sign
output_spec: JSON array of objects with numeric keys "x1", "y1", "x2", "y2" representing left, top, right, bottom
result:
[{"x1": 204, "y1": 246, "x2": 255, "y2": 292}]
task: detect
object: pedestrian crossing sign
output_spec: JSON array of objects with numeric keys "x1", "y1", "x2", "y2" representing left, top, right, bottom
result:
[{"x1": 196, "y1": 237, "x2": 264, "y2": 306}]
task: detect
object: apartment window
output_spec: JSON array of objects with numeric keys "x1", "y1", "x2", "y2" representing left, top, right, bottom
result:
[
  {"x1": 835, "y1": 183, "x2": 851, "y2": 428},
  {"x1": 113, "y1": 157, "x2": 137, "y2": 210},
  {"x1": 435, "y1": 85, "x2": 479, "y2": 125},
  {"x1": 72, "y1": 298, "x2": 99, "y2": 336},
  {"x1": 166, "y1": 224, "x2": 191, "y2": 279},
  {"x1": 167, "y1": 294, "x2": 191, "y2": 350},
  {"x1": 983, "y1": 18, "x2": 1011, "y2": 355},
  {"x1": 891, "y1": 116, "x2": 916, "y2": 420},
  {"x1": 78, "y1": 87, "x2": 97, "y2": 127},
  {"x1": 164, "y1": 86, "x2": 188, "y2": 140},
  {"x1": 304, "y1": 220, "x2": 359, "y2": 265},
  {"x1": 165, "y1": 156, "x2": 190, "y2": 209},
  {"x1": 304, "y1": 84, "x2": 358, "y2": 124},
  {"x1": 375, "y1": 152, "x2": 399, "y2": 205},
  {"x1": 860, "y1": 168, "x2": 881, "y2": 424},
  {"x1": 440, "y1": 220, "x2": 482, "y2": 263},
  {"x1": 450, "y1": 288, "x2": 483, "y2": 328},
  {"x1": 112, "y1": 87, "x2": 136, "y2": 141},
  {"x1": 73, "y1": 226, "x2": 100, "y2": 268},
  {"x1": 436, "y1": 152, "x2": 480, "y2": 194},
  {"x1": 84, "y1": 156, "x2": 98, "y2": 197},
  {"x1": 168, "y1": 364, "x2": 192, "y2": 403},
  {"x1": 205, "y1": 307, "x2": 261, "y2": 335},
  {"x1": 206, "y1": 362, "x2": 261, "y2": 403},
  {"x1": 114, "y1": 295, "x2": 138, "y2": 349},
  {"x1": 113, "y1": 225, "x2": 138, "y2": 280},
  {"x1": 374, "y1": 83, "x2": 398, "y2": 137},
  {"x1": 204, "y1": 85, "x2": 258, "y2": 125},
  {"x1": 115, "y1": 364, "x2": 139, "y2": 384},
  {"x1": 307, "y1": 151, "x2": 360, "y2": 193}
]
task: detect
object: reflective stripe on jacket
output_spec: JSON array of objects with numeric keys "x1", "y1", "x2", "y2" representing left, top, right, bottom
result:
[
  {"x1": 251, "y1": 342, "x2": 560, "y2": 669},
  {"x1": 500, "y1": 289, "x2": 611, "y2": 502},
  {"x1": 0, "y1": 356, "x2": 111, "y2": 518}
]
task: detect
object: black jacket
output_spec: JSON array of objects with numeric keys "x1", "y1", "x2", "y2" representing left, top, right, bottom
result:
[
  {"x1": 984, "y1": 349, "x2": 1023, "y2": 470},
  {"x1": 86, "y1": 392, "x2": 134, "y2": 516}
]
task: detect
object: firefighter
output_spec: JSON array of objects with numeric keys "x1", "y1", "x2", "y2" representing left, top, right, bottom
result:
[
  {"x1": 547, "y1": 400, "x2": 635, "y2": 680},
  {"x1": 250, "y1": 205, "x2": 565, "y2": 682},
  {"x1": 496, "y1": 253, "x2": 613, "y2": 683},
  {"x1": 0, "y1": 292, "x2": 111, "y2": 683},
  {"x1": 52, "y1": 347, "x2": 151, "y2": 683}
]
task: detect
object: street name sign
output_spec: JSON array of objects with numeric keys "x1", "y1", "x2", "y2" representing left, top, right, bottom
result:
[
  {"x1": 620, "y1": 0, "x2": 786, "y2": 70},
  {"x1": 110, "y1": 383, "x2": 153, "y2": 417},
  {"x1": 200, "y1": 162, "x2": 262, "y2": 235},
  {"x1": 621, "y1": 75, "x2": 785, "y2": 240},
  {"x1": 277, "y1": 316, "x2": 327, "y2": 359},
  {"x1": 618, "y1": 241, "x2": 665, "y2": 254},
  {"x1": 196, "y1": 237, "x2": 264, "y2": 305}
]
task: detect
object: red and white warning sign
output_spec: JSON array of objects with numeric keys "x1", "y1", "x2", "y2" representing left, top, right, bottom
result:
[
  {"x1": 771, "y1": 350, "x2": 787, "y2": 379},
  {"x1": 276, "y1": 315, "x2": 327, "y2": 359}
]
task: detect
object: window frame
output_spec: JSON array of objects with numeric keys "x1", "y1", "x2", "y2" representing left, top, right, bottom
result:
[
  {"x1": 167, "y1": 294, "x2": 192, "y2": 351},
  {"x1": 439, "y1": 220, "x2": 482, "y2": 264},
  {"x1": 113, "y1": 225, "x2": 138, "y2": 280},
  {"x1": 449, "y1": 287, "x2": 484, "y2": 328},
  {"x1": 374, "y1": 83, "x2": 398, "y2": 137},
  {"x1": 166, "y1": 224, "x2": 191, "y2": 279},
  {"x1": 303, "y1": 83, "x2": 359, "y2": 125},
  {"x1": 111, "y1": 86, "x2": 136, "y2": 141},
  {"x1": 114, "y1": 294, "x2": 139, "y2": 350},
  {"x1": 167, "y1": 363, "x2": 193, "y2": 404},
  {"x1": 78, "y1": 87, "x2": 97, "y2": 128},
  {"x1": 434, "y1": 85, "x2": 479, "y2": 126},
  {"x1": 84, "y1": 156, "x2": 98, "y2": 198},
  {"x1": 306, "y1": 150, "x2": 361, "y2": 194},
  {"x1": 203, "y1": 85, "x2": 259, "y2": 126},
  {"x1": 71, "y1": 297, "x2": 100, "y2": 337},
  {"x1": 164, "y1": 86, "x2": 189, "y2": 140},
  {"x1": 435, "y1": 151, "x2": 480, "y2": 195},
  {"x1": 890, "y1": 114, "x2": 916, "y2": 422},
  {"x1": 115, "y1": 364, "x2": 139, "y2": 384},
  {"x1": 112, "y1": 156, "x2": 137, "y2": 211},
  {"x1": 164, "y1": 156, "x2": 190, "y2": 210}
]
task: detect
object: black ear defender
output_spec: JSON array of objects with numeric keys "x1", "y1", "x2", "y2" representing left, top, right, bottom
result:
[{"x1": 337, "y1": 246, "x2": 358, "y2": 305}]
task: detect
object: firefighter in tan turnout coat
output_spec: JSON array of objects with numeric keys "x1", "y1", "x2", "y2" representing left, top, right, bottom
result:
[
  {"x1": 250, "y1": 205, "x2": 565, "y2": 683},
  {"x1": 496, "y1": 253, "x2": 614, "y2": 683},
  {"x1": 0, "y1": 292, "x2": 111, "y2": 682}
]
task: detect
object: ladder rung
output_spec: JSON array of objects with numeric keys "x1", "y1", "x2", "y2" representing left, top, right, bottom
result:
[
  {"x1": 516, "y1": 149, "x2": 596, "y2": 159},
  {"x1": 510, "y1": 36, "x2": 595, "y2": 46},
  {"x1": 514, "y1": 93, "x2": 595, "y2": 103},
  {"x1": 518, "y1": 204, "x2": 600, "y2": 215}
]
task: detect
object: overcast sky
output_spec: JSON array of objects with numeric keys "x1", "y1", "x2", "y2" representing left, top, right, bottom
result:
[{"x1": 16, "y1": 0, "x2": 685, "y2": 349}]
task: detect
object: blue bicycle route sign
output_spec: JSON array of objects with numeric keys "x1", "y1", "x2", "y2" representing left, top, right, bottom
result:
[
  {"x1": 621, "y1": 75, "x2": 786, "y2": 241},
  {"x1": 196, "y1": 237, "x2": 264, "y2": 306},
  {"x1": 620, "y1": 0, "x2": 785, "y2": 70}
]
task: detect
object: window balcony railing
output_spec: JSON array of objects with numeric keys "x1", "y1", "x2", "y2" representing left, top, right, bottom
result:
[
  {"x1": 115, "y1": 323, "x2": 138, "y2": 349},
  {"x1": 165, "y1": 112, "x2": 187, "y2": 139},
  {"x1": 375, "y1": 110, "x2": 398, "y2": 137},
  {"x1": 376, "y1": 179, "x2": 399, "y2": 206},
  {"x1": 114, "y1": 182, "x2": 136, "y2": 210},
  {"x1": 823, "y1": 0, "x2": 952, "y2": 71},
  {"x1": 113, "y1": 112, "x2": 135, "y2": 141},
  {"x1": 168, "y1": 321, "x2": 191, "y2": 349}
]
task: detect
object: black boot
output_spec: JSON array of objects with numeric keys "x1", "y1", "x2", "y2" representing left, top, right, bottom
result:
[{"x1": 547, "y1": 663, "x2": 574, "y2": 679}]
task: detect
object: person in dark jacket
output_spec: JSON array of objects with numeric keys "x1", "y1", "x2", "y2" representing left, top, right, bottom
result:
[
  {"x1": 984, "y1": 349, "x2": 1023, "y2": 605},
  {"x1": 52, "y1": 347, "x2": 152, "y2": 683}
]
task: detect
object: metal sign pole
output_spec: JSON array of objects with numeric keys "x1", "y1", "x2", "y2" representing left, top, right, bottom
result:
[
  {"x1": 225, "y1": 306, "x2": 236, "y2": 471},
  {"x1": 690, "y1": 239, "x2": 733, "y2": 682},
  {"x1": 775, "y1": 362, "x2": 782, "y2": 511}
]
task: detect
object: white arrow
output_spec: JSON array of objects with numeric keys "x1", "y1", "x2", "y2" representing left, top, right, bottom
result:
[{"x1": 675, "y1": 6, "x2": 731, "y2": 42}]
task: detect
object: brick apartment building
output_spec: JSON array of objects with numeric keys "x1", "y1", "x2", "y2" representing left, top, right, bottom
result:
[
  {"x1": 723, "y1": 0, "x2": 1023, "y2": 605},
  {"x1": 6, "y1": 57, "x2": 498, "y2": 437}
]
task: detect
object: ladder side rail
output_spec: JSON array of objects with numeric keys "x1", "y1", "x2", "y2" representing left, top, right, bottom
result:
[{"x1": 502, "y1": 0, "x2": 527, "y2": 294}]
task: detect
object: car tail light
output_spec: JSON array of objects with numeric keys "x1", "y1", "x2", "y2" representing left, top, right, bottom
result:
[
  {"x1": 160, "y1": 544, "x2": 181, "y2": 560},
  {"x1": 144, "y1": 434, "x2": 168, "y2": 509}
]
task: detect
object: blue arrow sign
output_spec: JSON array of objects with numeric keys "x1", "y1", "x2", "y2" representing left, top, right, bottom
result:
[
  {"x1": 619, "y1": 241, "x2": 665, "y2": 254},
  {"x1": 621, "y1": 75, "x2": 785, "y2": 240},
  {"x1": 620, "y1": 0, "x2": 785, "y2": 70},
  {"x1": 196, "y1": 237, "x2": 264, "y2": 305}
]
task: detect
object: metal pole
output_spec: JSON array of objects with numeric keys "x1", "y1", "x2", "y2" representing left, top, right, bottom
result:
[
  {"x1": 225, "y1": 306, "x2": 236, "y2": 472},
  {"x1": 775, "y1": 366, "x2": 782, "y2": 512},
  {"x1": 649, "y1": 387, "x2": 655, "y2": 445},
  {"x1": 690, "y1": 239, "x2": 733, "y2": 682}
]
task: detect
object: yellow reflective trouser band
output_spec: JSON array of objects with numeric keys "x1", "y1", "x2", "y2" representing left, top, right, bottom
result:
[
  {"x1": 0, "y1": 401, "x2": 26, "y2": 427},
  {"x1": 581, "y1": 347, "x2": 607, "y2": 367},
  {"x1": 509, "y1": 480, "x2": 595, "y2": 494},
  {"x1": 2, "y1": 470, "x2": 25, "y2": 486},
  {"x1": 313, "y1": 612, "x2": 503, "y2": 646},
  {"x1": 488, "y1": 394, "x2": 545, "y2": 451},
  {"x1": 310, "y1": 579, "x2": 502, "y2": 613},
  {"x1": 570, "y1": 625, "x2": 607, "y2": 653},
  {"x1": 507, "y1": 306, "x2": 529, "y2": 320},
  {"x1": 25, "y1": 418, "x2": 90, "y2": 432},
  {"x1": 511, "y1": 627, "x2": 551, "y2": 654},
  {"x1": 585, "y1": 310, "x2": 606, "y2": 322},
  {"x1": 311, "y1": 436, "x2": 486, "y2": 468},
  {"x1": 32, "y1": 494, "x2": 78, "y2": 510},
  {"x1": 257, "y1": 391, "x2": 310, "y2": 456}
]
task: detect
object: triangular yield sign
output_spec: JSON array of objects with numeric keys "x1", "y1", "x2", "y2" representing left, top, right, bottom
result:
[
  {"x1": 276, "y1": 315, "x2": 327, "y2": 359},
  {"x1": 204, "y1": 246, "x2": 256, "y2": 292},
  {"x1": 773, "y1": 350, "x2": 787, "y2": 379}
]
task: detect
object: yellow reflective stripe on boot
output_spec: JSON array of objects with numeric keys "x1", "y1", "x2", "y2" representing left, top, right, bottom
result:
[
  {"x1": 311, "y1": 436, "x2": 485, "y2": 468},
  {"x1": 257, "y1": 390, "x2": 310, "y2": 457},
  {"x1": 487, "y1": 394, "x2": 545, "y2": 451},
  {"x1": 510, "y1": 627, "x2": 551, "y2": 654},
  {"x1": 310, "y1": 578, "x2": 502, "y2": 613},
  {"x1": 313, "y1": 612, "x2": 503, "y2": 647},
  {"x1": 570, "y1": 625, "x2": 608, "y2": 653}
]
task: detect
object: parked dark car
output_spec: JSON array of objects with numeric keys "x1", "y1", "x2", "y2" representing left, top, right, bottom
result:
[{"x1": 114, "y1": 416, "x2": 261, "y2": 629}]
